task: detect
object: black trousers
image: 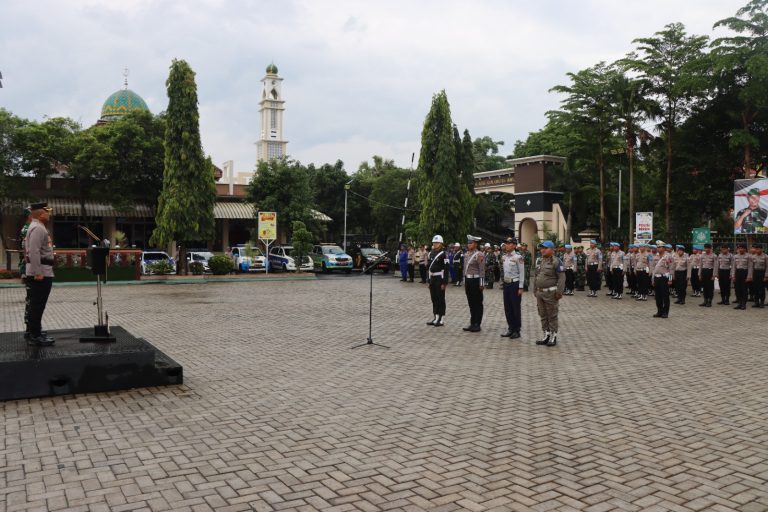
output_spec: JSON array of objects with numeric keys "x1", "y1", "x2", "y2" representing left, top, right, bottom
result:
[
  {"x1": 627, "y1": 270, "x2": 636, "y2": 293},
  {"x1": 674, "y1": 271, "x2": 687, "y2": 301},
  {"x1": 502, "y1": 281, "x2": 521, "y2": 332},
  {"x1": 701, "y1": 268, "x2": 714, "y2": 301},
  {"x1": 587, "y1": 264, "x2": 600, "y2": 291},
  {"x1": 419, "y1": 264, "x2": 427, "y2": 283},
  {"x1": 611, "y1": 269, "x2": 623, "y2": 295},
  {"x1": 605, "y1": 269, "x2": 613, "y2": 292},
  {"x1": 753, "y1": 270, "x2": 766, "y2": 304},
  {"x1": 718, "y1": 269, "x2": 732, "y2": 301},
  {"x1": 454, "y1": 265, "x2": 463, "y2": 284},
  {"x1": 429, "y1": 276, "x2": 446, "y2": 316},
  {"x1": 734, "y1": 269, "x2": 748, "y2": 305},
  {"x1": 407, "y1": 264, "x2": 414, "y2": 281},
  {"x1": 654, "y1": 276, "x2": 670, "y2": 315},
  {"x1": 465, "y1": 277, "x2": 484, "y2": 326},
  {"x1": 565, "y1": 269, "x2": 575, "y2": 291},
  {"x1": 24, "y1": 277, "x2": 32, "y2": 332},
  {"x1": 26, "y1": 276, "x2": 53, "y2": 336},
  {"x1": 690, "y1": 268, "x2": 700, "y2": 293},
  {"x1": 637, "y1": 270, "x2": 649, "y2": 296}
]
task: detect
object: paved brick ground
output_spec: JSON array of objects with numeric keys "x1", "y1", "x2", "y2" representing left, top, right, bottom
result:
[{"x1": 1, "y1": 276, "x2": 767, "y2": 512}]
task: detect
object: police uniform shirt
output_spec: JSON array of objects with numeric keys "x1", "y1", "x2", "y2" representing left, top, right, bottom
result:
[
  {"x1": 586, "y1": 248, "x2": 602, "y2": 268},
  {"x1": 501, "y1": 251, "x2": 525, "y2": 288},
  {"x1": 690, "y1": 253, "x2": 702, "y2": 270},
  {"x1": 634, "y1": 251, "x2": 651, "y2": 271},
  {"x1": 463, "y1": 249, "x2": 485, "y2": 282},
  {"x1": 609, "y1": 250, "x2": 625, "y2": 270},
  {"x1": 714, "y1": 253, "x2": 734, "y2": 274},
  {"x1": 623, "y1": 251, "x2": 633, "y2": 271},
  {"x1": 25, "y1": 219, "x2": 55, "y2": 278},
  {"x1": 563, "y1": 251, "x2": 575, "y2": 269},
  {"x1": 673, "y1": 253, "x2": 691, "y2": 278},
  {"x1": 700, "y1": 252, "x2": 716, "y2": 269},
  {"x1": 427, "y1": 249, "x2": 449, "y2": 284},
  {"x1": 533, "y1": 256, "x2": 566, "y2": 294},
  {"x1": 751, "y1": 253, "x2": 768, "y2": 272},
  {"x1": 731, "y1": 253, "x2": 752, "y2": 280},
  {"x1": 652, "y1": 253, "x2": 674, "y2": 277}
]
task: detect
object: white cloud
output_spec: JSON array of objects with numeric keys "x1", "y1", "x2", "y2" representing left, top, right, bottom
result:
[{"x1": 0, "y1": 0, "x2": 747, "y2": 172}]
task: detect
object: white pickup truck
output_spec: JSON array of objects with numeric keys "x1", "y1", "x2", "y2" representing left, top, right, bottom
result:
[{"x1": 230, "y1": 245, "x2": 267, "y2": 273}]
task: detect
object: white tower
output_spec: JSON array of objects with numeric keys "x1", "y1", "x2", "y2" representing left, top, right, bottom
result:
[{"x1": 256, "y1": 62, "x2": 288, "y2": 163}]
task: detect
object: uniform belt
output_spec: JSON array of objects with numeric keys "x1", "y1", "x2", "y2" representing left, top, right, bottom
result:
[
  {"x1": 503, "y1": 277, "x2": 519, "y2": 283},
  {"x1": 654, "y1": 273, "x2": 669, "y2": 278},
  {"x1": 693, "y1": 266, "x2": 699, "y2": 269},
  {"x1": 430, "y1": 271, "x2": 444, "y2": 277},
  {"x1": 537, "y1": 286, "x2": 557, "y2": 292},
  {"x1": 465, "y1": 274, "x2": 481, "y2": 279}
]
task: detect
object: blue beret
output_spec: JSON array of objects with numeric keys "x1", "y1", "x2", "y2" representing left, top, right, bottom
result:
[
  {"x1": 665, "y1": 244, "x2": 673, "y2": 249},
  {"x1": 609, "y1": 242, "x2": 618, "y2": 247},
  {"x1": 693, "y1": 245, "x2": 703, "y2": 250},
  {"x1": 676, "y1": 244, "x2": 685, "y2": 249},
  {"x1": 565, "y1": 244, "x2": 572, "y2": 249},
  {"x1": 538, "y1": 240, "x2": 555, "y2": 249},
  {"x1": 590, "y1": 240, "x2": 597, "y2": 244}
]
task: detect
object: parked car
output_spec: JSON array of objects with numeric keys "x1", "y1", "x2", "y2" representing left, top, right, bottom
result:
[
  {"x1": 141, "y1": 251, "x2": 176, "y2": 275},
  {"x1": 269, "y1": 246, "x2": 313, "y2": 272},
  {"x1": 347, "y1": 245, "x2": 391, "y2": 273},
  {"x1": 186, "y1": 251, "x2": 214, "y2": 272},
  {"x1": 311, "y1": 244, "x2": 353, "y2": 273},
  {"x1": 230, "y1": 245, "x2": 267, "y2": 273}
]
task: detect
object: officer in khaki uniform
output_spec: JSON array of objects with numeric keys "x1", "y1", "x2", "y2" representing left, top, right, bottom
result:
[
  {"x1": 714, "y1": 244, "x2": 734, "y2": 305},
  {"x1": 585, "y1": 240, "x2": 603, "y2": 297},
  {"x1": 24, "y1": 202, "x2": 56, "y2": 346},
  {"x1": 652, "y1": 241, "x2": 675, "y2": 318},
  {"x1": 699, "y1": 243, "x2": 717, "y2": 307},
  {"x1": 750, "y1": 243, "x2": 767, "y2": 308},
  {"x1": 532, "y1": 240, "x2": 565, "y2": 347},
  {"x1": 732, "y1": 243, "x2": 752, "y2": 310},
  {"x1": 672, "y1": 244, "x2": 691, "y2": 305},
  {"x1": 462, "y1": 235, "x2": 485, "y2": 332}
]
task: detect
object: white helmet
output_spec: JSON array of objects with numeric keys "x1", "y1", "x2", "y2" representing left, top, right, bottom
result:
[{"x1": 432, "y1": 234, "x2": 444, "y2": 244}]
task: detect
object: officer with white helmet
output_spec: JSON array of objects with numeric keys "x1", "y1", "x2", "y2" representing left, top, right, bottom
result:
[{"x1": 426, "y1": 235, "x2": 449, "y2": 326}]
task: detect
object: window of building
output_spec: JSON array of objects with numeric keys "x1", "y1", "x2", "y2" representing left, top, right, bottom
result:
[{"x1": 270, "y1": 109, "x2": 277, "y2": 130}]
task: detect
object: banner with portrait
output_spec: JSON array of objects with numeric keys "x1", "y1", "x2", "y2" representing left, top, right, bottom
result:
[
  {"x1": 734, "y1": 179, "x2": 768, "y2": 234},
  {"x1": 635, "y1": 212, "x2": 653, "y2": 242}
]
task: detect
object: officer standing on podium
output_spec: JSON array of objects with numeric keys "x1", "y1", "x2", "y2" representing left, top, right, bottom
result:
[
  {"x1": 462, "y1": 235, "x2": 485, "y2": 332},
  {"x1": 24, "y1": 202, "x2": 56, "y2": 346}
]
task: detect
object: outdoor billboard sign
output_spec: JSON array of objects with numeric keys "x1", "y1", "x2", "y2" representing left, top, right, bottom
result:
[
  {"x1": 734, "y1": 179, "x2": 768, "y2": 234},
  {"x1": 258, "y1": 212, "x2": 277, "y2": 240},
  {"x1": 635, "y1": 212, "x2": 653, "y2": 242}
]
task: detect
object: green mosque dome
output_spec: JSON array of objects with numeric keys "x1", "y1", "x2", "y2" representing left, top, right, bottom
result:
[
  {"x1": 266, "y1": 62, "x2": 278, "y2": 75},
  {"x1": 100, "y1": 89, "x2": 150, "y2": 121}
]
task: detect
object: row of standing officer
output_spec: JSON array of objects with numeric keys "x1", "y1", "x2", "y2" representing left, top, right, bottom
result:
[{"x1": 424, "y1": 234, "x2": 564, "y2": 347}]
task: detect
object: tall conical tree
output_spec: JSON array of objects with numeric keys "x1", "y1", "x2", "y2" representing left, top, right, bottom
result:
[
  {"x1": 151, "y1": 59, "x2": 216, "y2": 274},
  {"x1": 460, "y1": 129, "x2": 477, "y2": 194},
  {"x1": 417, "y1": 91, "x2": 471, "y2": 243}
]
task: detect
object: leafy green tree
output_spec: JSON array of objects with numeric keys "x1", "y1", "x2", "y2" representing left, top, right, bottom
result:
[
  {"x1": 368, "y1": 167, "x2": 413, "y2": 243},
  {"x1": 460, "y1": 130, "x2": 477, "y2": 193},
  {"x1": 309, "y1": 159, "x2": 347, "y2": 240},
  {"x1": 622, "y1": 23, "x2": 710, "y2": 236},
  {"x1": 472, "y1": 136, "x2": 507, "y2": 172},
  {"x1": 290, "y1": 220, "x2": 314, "y2": 273},
  {"x1": 712, "y1": 0, "x2": 768, "y2": 173},
  {"x1": 416, "y1": 91, "x2": 472, "y2": 243},
  {"x1": 550, "y1": 62, "x2": 620, "y2": 241},
  {"x1": 247, "y1": 157, "x2": 317, "y2": 239},
  {"x1": 151, "y1": 59, "x2": 216, "y2": 274},
  {"x1": 0, "y1": 109, "x2": 28, "y2": 199},
  {"x1": 609, "y1": 70, "x2": 659, "y2": 241}
]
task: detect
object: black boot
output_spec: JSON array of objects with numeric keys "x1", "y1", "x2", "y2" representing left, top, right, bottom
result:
[
  {"x1": 546, "y1": 332, "x2": 558, "y2": 346},
  {"x1": 426, "y1": 315, "x2": 437, "y2": 326},
  {"x1": 434, "y1": 316, "x2": 444, "y2": 326},
  {"x1": 536, "y1": 331, "x2": 551, "y2": 345}
]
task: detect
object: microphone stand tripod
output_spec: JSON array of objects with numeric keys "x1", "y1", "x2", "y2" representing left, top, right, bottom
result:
[{"x1": 351, "y1": 251, "x2": 390, "y2": 349}]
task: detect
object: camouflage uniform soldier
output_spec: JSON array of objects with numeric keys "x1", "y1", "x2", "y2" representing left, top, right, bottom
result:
[
  {"x1": 532, "y1": 240, "x2": 565, "y2": 347},
  {"x1": 575, "y1": 245, "x2": 586, "y2": 291},
  {"x1": 520, "y1": 243, "x2": 532, "y2": 292},
  {"x1": 483, "y1": 243, "x2": 497, "y2": 290}
]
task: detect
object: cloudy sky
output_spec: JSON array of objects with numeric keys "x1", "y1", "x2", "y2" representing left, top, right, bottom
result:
[{"x1": 0, "y1": 0, "x2": 746, "y2": 174}]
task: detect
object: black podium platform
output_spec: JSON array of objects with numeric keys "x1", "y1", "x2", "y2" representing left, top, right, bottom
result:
[{"x1": 0, "y1": 326, "x2": 183, "y2": 401}]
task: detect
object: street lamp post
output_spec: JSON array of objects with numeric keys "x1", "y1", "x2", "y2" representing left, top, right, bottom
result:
[{"x1": 343, "y1": 180, "x2": 352, "y2": 250}]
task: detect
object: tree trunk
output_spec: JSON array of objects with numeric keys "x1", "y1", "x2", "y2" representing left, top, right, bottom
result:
[
  {"x1": 665, "y1": 128, "x2": 672, "y2": 239},
  {"x1": 742, "y1": 110, "x2": 752, "y2": 175},
  {"x1": 627, "y1": 128, "x2": 635, "y2": 243},
  {"x1": 566, "y1": 191, "x2": 573, "y2": 243},
  {"x1": 598, "y1": 142, "x2": 606, "y2": 242}
]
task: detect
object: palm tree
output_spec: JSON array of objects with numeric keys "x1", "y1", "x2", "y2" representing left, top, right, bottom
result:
[{"x1": 609, "y1": 71, "x2": 659, "y2": 241}]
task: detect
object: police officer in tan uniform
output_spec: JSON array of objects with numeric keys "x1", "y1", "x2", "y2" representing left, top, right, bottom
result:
[
  {"x1": 532, "y1": 240, "x2": 565, "y2": 347},
  {"x1": 585, "y1": 240, "x2": 603, "y2": 297},
  {"x1": 24, "y1": 202, "x2": 56, "y2": 346},
  {"x1": 672, "y1": 244, "x2": 691, "y2": 305},
  {"x1": 750, "y1": 244, "x2": 767, "y2": 308},
  {"x1": 652, "y1": 242, "x2": 675, "y2": 318},
  {"x1": 462, "y1": 235, "x2": 485, "y2": 332},
  {"x1": 732, "y1": 243, "x2": 752, "y2": 310},
  {"x1": 699, "y1": 243, "x2": 716, "y2": 307},
  {"x1": 714, "y1": 244, "x2": 734, "y2": 305}
]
